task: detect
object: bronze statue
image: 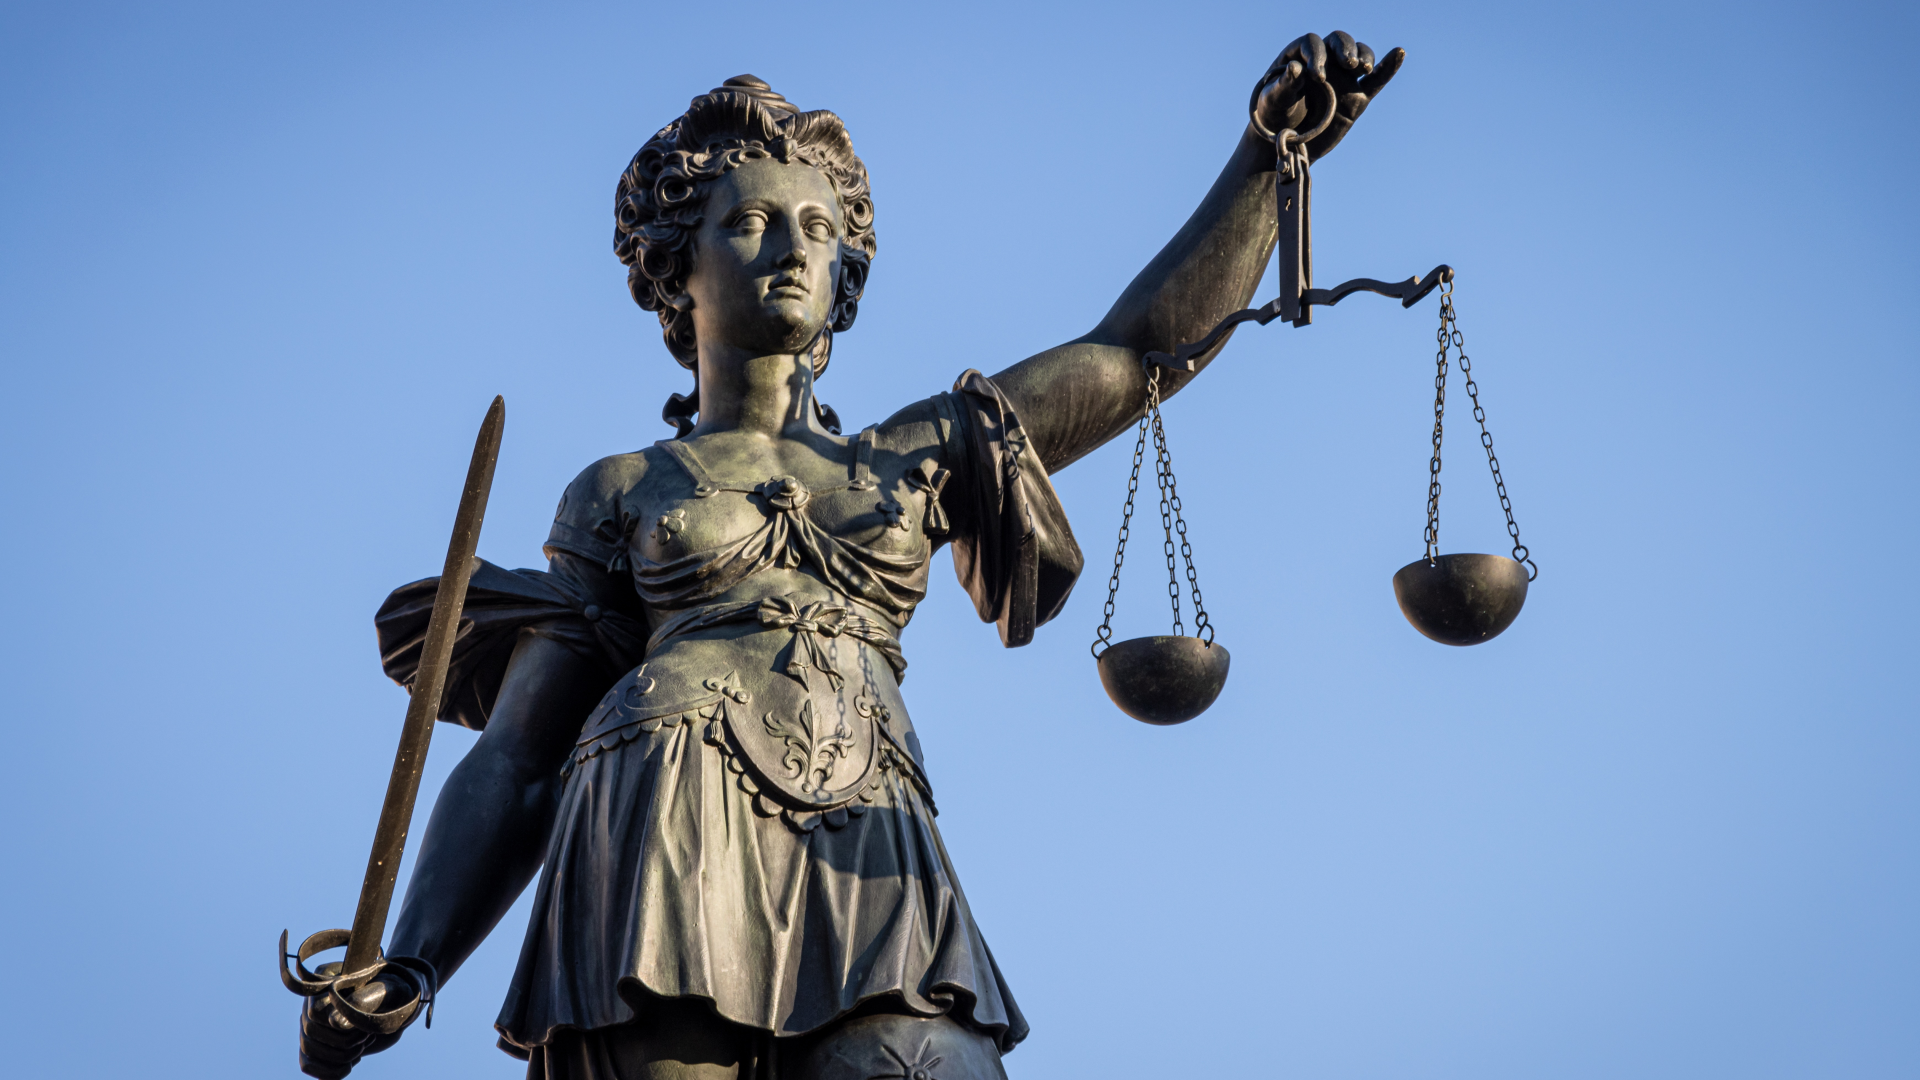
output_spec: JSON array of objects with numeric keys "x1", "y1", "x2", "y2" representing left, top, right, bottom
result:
[{"x1": 295, "y1": 31, "x2": 1403, "y2": 1079}]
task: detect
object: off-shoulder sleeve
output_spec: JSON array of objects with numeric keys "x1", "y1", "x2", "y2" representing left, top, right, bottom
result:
[
  {"x1": 374, "y1": 559, "x2": 648, "y2": 731},
  {"x1": 939, "y1": 368, "x2": 1085, "y2": 647},
  {"x1": 376, "y1": 455, "x2": 651, "y2": 730},
  {"x1": 542, "y1": 451, "x2": 650, "y2": 573}
]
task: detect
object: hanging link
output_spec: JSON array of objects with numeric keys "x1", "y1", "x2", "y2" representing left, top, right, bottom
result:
[
  {"x1": 1152, "y1": 388, "x2": 1184, "y2": 637},
  {"x1": 1092, "y1": 380, "x2": 1151, "y2": 657},
  {"x1": 1153, "y1": 388, "x2": 1212, "y2": 645},
  {"x1": 1092, "y1": 365, "x2": 1216, "y2": 655},
  {"x1": 1425, "y1": 286, "x2": 1449, "y2": 563},
  {"x1": 1429, "y1": 279, "x2": 1538, "y2": 581}
]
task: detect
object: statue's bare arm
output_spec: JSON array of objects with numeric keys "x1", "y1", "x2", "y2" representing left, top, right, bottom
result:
[
  {"x1": 988, "y1": 127, "x2": 1278, "y2": 472},
  {"x1": 992, "y1": 32, "x2": 1404, "y2": 472},
  {"x1": 380, "y1": 538, "x2": 641, "y2": 985},
  {"x1": 381, "y1": 632, "x2": 609, "y2": 983}
]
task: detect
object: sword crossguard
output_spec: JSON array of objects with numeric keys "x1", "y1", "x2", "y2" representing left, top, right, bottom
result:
[{"x1": 280, "y1": 928, "x2": 438, "y2": 1036}]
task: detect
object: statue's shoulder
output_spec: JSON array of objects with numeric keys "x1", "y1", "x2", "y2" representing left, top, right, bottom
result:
[
  {"x1": 557, "y1": 449, "x2": 657, "y2": 516},
  {"x1": 545, "y1": 449, "x2": 657, "y2": 566},
  {"x1": 875, "y1": 392, "x2": 965, "y2": 467}
]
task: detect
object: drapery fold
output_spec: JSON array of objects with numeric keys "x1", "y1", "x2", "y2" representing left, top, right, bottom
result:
[
  {"x1": 945, "y1": 370, "x2": 1084, "y2": 647},
  {"x1": 374, "y1": 559, "x2": 646, "y2": 731}
]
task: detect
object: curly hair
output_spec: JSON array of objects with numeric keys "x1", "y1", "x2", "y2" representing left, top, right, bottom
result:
[{"x1": 616, "y1": 75, "x2": 876, "y2": 435}]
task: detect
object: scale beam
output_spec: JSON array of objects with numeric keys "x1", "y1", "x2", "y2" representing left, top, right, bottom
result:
[
  {"x1": 1141, "y1": 127, "x2": 1450, "y2": 374},
  {"x1": 1143, "y1": 264, "x2": 1452, "y2": 372}
]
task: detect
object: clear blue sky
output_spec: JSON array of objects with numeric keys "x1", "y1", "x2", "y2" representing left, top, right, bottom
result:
[{"x1": 2, "y1": 2, "x2": 1915, "y2": 1077}]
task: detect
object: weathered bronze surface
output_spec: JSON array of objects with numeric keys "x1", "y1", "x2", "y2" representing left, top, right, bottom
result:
[
  {"x1": 1097, "y1": 636, "x2": 1231, "y2": 725},
  {"x1": 286, "y1": 32, "x2": 1414, "y2": 1079},
  {"x1": 1393, "y1": 553, "x2": 1530, "y2": 645}
]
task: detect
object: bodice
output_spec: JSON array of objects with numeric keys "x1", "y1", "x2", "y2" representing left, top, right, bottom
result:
[
  {"x1": 382, "y1": 373, "x2": 1085, "y2": 748},
  {"x1": 629, "y1": 425, "x2": 951, "y2": 627},
  {"x1": 555, "y1": 425, "x2": 961, "y2": 832}
]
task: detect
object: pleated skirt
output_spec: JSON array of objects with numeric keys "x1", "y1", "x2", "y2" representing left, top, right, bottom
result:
[{"x1": 494, "y1": 715, "x2": 1026, "y2": 1056}]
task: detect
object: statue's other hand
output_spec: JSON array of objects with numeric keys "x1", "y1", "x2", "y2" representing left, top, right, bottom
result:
[
  {"x1": 1251, "y1": 31, "x2": 1405, "y2": 161},
  {"x1": 297, "y1": 979, "x2": 407, "y2": 1080}
]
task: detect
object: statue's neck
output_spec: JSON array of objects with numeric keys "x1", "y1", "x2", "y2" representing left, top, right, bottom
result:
[{"x1": 691, "y1": 346, "x2": 819, "y2": 439}]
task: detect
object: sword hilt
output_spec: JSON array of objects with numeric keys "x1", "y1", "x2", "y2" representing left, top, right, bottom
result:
[{"x1": 281, "y1": 928, "x2": 437, "y2": 1077}]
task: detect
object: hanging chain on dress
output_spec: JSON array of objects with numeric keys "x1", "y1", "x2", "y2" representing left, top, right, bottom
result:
[
  {"x1": 1427, "y1": 279, "x2": 1538, "y2": 580},
  {"x1": 1093, "y1": 367, "x2": 1214, "y2": 657}
]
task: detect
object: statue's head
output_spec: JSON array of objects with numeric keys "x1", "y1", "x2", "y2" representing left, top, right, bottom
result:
[{"x1": 616, "y1": 76, "x2": 876, "y2": 433}]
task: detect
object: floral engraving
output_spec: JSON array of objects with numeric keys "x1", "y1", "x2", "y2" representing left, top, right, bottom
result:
[
  {"x1": 878, "y1": 1035, "x2": 945, "y2": 1080},
  {"x1": 763, "y1": 699, "x2": 853, "y2": 794}
]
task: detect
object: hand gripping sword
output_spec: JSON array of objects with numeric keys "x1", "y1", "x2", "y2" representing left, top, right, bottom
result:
[{"x1": 279, "y1": 396, "x2": 504, "y2": 1071}]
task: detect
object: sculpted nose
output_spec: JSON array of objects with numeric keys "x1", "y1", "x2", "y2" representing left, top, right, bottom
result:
[{"x1": 773, "y1": 216, "x2": 807, "y2": 270}]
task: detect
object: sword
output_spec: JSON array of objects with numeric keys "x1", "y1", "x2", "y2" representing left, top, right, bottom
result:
[{"x1": 280, "y1": 395, "x2": 505, "y2": 1060}]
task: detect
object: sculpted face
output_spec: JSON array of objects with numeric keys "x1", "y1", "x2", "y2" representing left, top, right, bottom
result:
[{"x1": 684, "y1": 157, "x2": 844, "y2": 357}]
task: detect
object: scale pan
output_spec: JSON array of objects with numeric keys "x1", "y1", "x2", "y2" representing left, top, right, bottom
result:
[
  {"x1": 1097, "y1": 636, "x2": 1231, "y2": 725},
  {"x1": 1392, "y1": 553, "x2": 1529, "y2": 646}
]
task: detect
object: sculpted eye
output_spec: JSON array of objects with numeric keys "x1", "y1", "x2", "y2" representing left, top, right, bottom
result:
[
  {"x1": 804, "y1": 219, "x2": 835, "y2": 241},
  {"x1": 732, "y1": 210, "x2": 768, "y2": 232}
]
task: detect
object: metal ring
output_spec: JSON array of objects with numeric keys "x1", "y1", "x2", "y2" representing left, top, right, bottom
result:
[{"x1": 1247, "y1": 68, "x2": 1337, "y2": 145}]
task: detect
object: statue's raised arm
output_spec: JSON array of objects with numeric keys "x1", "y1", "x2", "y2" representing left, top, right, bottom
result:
[{"x1": 992, "y1": 31, "x2": 1405, "y2": 471}]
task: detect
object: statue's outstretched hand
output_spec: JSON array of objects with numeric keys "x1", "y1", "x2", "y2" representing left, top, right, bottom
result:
[{"x1": 1252, "y1": 31, "x2": 1405, "y2": 161}]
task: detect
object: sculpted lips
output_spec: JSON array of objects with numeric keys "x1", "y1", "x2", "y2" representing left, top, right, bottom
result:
[{"x1": 767, "y1": 272, "x2": 809, "y2": 297}]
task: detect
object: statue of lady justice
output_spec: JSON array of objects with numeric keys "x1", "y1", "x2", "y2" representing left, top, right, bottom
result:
[{"x1": 298, "y1": 31, "x2": 1401, "y2": 1080}]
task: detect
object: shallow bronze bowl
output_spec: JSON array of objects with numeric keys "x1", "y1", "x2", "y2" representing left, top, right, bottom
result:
[
  {"x1": 1096, "y1": 635, "x2": 1231, "y2": 725},
  {"x1": 1392, "y1": 553, "x2": 1529, "y2": 646}
]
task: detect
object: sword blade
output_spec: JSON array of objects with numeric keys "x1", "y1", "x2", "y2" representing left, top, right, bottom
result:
[{"x1": 343, "y1": 395, "x2": 505, "y2": 973}]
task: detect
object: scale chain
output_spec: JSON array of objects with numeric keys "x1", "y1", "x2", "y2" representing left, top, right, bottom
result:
[
  {"x1": 1153, "y1": 394, "x2": 1183, "y2": 637},
  {"x1": 1429, "y1": 279, "x2": 1537, "y2": 580},
  {"x1": 1092, "y1": 381, "x2": 1151, "y2": 656},
  {"x1": 1154, "y1": 391, "x2": 1212, "y2": 643},
  {"x1": 1425, "y1": 288, "x2": 1449, "y2": 561},
  {"x1": 1092, "y1": 367, "x2": 1215, "y2": 655}
]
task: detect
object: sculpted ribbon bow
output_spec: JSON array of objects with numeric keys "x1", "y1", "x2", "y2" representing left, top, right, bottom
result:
[
  {"x1": 757, "y1": 595, "x2": 849, "y2": 691},
  {"x1": 908, "y1": 463, "x2": 951, "y2": 537}
]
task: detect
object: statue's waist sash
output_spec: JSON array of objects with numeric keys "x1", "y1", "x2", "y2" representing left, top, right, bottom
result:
[{"x1": 569, "y1": 596, "x2": 921, "y2": 822}]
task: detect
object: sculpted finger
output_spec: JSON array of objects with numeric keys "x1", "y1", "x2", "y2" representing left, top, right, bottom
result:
[
  {"x1": 1263, "y1": 60, "x2": 1303, "y2": 100},
  {"x1": 1355, "y1": 40, "x2": 1377, "y2": 74},
  {"x1": 1327, "y1": 30, "x2": 1360, "y2": 70},
  {"x1": 302, "y1": 1030, "x2": 364, "y2": 1060},
  {"x1": 302, "y1": 1012, "x2": 367, "y2": 1052},
  {"x1": 1251, "y1": 59, "x2": 1306, "y2": 136},
  {"x1": 1255, "y1": 43, "x2": 1301, "y2": 99},
  {"x1": 1356, "y1": 47, "x2": 1405, "y2": 95},
  {"x1": 1282, "y1": 33, "x2": 1327, "y2": 80},
  {"x1": 1304, "y1": 32, "x2": 1328, "y2": 77}
]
